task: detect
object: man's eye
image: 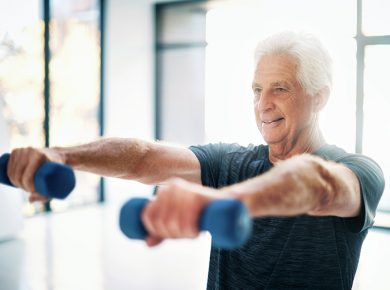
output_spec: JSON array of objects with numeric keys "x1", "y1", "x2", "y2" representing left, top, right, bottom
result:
[
  {"x1": 253, "y1": 89, "x2": 262, "y2": 102},
  {"x1": 275, "y1": 87, "x2": 287, "y2": 92},
  {"x1": 254, "y1": 88, "x2": 262, "y2": 95}
]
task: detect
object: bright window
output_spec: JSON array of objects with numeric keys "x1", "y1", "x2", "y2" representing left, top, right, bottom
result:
[
  {"x1": 49, "y1": 0, "x2": 101, "y2": 212},
  {"x1": 0, "y1": 0, "x2": 103, "y2": 215},
  {"x1": 363, "y1": 45, "x2": 390, "y2": 210}
]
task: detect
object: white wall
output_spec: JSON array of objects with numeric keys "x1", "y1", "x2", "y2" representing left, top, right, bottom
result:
[{"x1": 104, "y1": 0, "x2": 181, "y2": 202}]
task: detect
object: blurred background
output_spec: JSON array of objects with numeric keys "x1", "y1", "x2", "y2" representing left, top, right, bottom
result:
[{"x1": 0, "y1": 0, "x2": 389, "y2": 289}]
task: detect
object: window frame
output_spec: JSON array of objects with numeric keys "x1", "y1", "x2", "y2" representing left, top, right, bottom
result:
[{"x1": 42, "y1": 0, "x2": 106, "y2": 212}]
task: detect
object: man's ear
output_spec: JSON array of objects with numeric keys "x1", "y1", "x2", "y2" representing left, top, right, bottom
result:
[{"x1": 313, "y1": 86, "x2": 330, "y2": 113}]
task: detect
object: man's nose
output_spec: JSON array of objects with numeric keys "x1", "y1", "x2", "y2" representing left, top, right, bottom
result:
[{"x1": 256, "y1": 91, "x2": 274, "y2": 113}]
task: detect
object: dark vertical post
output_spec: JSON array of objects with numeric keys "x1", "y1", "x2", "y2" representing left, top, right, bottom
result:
[
  {"x1": 43, "y1": 0, "x2": 52, "y2": 211},
  {"x1": 44, "y1": 0, "x2": 50, "y2": 148},
  {"x1": 154, "y1": 5, "x2": 161, "y2": 140},
  {"x1": 99, "y1": 0, "x2": 106, "y2": 203}
]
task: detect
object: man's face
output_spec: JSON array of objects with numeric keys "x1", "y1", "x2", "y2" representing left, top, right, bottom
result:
[{"x1": 252, "y1": 54, "x2": 315, "y2": 146}]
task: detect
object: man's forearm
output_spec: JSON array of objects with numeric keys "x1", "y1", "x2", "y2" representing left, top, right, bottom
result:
[
  {"x1": 53, "y1": 137, "x2": 201, "y2": 185},
  {"x1": 223, "y1": 154, "x2": 361, "y2": 218},
  {"x1": 53, "y1": 137, "x2": 151, "y2": 179}
]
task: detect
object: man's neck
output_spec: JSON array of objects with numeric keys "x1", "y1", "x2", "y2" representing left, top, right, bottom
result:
[{"x1": 268, "y1": 127, "x2": 326, "y2": 164}]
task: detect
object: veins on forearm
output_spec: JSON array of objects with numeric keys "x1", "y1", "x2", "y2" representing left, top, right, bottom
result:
[
  {"x1": 54, "y1": 137, "x2": 149, "y2": 179},
  {"x1": 227, "y1": 154, "x2": 340, "y2": 217}
]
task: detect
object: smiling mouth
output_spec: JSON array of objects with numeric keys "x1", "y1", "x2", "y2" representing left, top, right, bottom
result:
[{"x1": 262, "y1": 118, "x2": 284, "y2": 125}]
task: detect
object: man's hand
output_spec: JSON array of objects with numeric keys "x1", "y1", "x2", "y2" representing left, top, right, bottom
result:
[
  {"x1": 141, "y1": 178, "x2": 219, "y2": 247},
  {"x1": 7, "y1": 147, "x2": 65, "y2": 202}
]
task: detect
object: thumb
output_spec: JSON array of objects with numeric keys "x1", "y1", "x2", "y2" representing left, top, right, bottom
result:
[{"x1": 145, "y1": 236, "x2": 164, "y2": 247}]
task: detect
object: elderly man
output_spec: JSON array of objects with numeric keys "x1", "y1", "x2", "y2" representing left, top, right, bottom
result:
[{"x1": 7, "y1": 32, "x2": 384, "y2": 289}]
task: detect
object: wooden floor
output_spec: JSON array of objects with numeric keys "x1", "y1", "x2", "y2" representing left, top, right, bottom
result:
[{"x1": 1, "y1": 201, "x2": 390, "y2": 290}]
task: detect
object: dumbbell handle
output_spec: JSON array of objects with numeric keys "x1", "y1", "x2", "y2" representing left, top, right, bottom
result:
[
  {"x1": 0, "y1": 153, "x2": 76, "y2": 199},
  {"x1": 119, "y1": 197, "x2": 252, "y2": 249}
]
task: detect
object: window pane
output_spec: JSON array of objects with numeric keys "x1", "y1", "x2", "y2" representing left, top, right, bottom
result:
[
  {"x1": 160, "y1": 48, "x2": 205, "y2": 146},
  {"x1": 158, "y1": 3, "x2": 206, "y2": 44},
  {"x1": 363, "y1": 45, "x2": 390, "y2": 210},
  {"x1": 0, "y1": 0, "x2": 44, "y2": 148},
  {"x1": 362, "y1": 0, "x2": 390, "y2": 36},
  {"x1": 50, "y1": 0, "x2": 101, "y2": 211},
  {"x1": 0, "y1": 0, "x2": 45, "y2": 215}
]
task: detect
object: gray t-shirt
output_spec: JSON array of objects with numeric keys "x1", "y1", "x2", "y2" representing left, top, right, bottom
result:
[{"x1": 189, "y1": 143, "x2": 384, "y2": 290}]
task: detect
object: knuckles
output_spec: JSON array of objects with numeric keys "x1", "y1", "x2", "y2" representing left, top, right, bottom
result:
[
  {"x1": 141, "y1": 179, "x2": 204, "y2": 242},
  {"x1": 8, "y1": 147, "x2": 48, "y2": 195}
]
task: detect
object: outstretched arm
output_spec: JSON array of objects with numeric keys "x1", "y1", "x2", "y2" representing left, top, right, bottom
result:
[
  {"x1": 141, "y1": 154, "x2": 362, "y2": 246},
  {"x1": 52, "y1": 138, "x2": 201, "y2": 185},
  {"x1": 225, "y1": 154, "x2": 361, "y2": 218},
  {"x1": 6, "y1": 137, "x2": 201, "y2": 198}
]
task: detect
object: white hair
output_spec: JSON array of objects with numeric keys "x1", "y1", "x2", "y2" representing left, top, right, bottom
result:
[{"x1": 254, "y1": 31, "x2": 332, "y2": 96}]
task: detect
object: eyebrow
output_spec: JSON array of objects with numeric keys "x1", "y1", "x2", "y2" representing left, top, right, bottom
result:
[
  {"x1": 252, "y1": 80, "x2": 291, "y2": 88},
  {"x1": 270, "y1": 81, "x2": 291, "y2": 87}
]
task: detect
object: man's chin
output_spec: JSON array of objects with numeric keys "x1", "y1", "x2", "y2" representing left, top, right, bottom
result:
[{"x1": 261, "y1": 134, "x2": 283, "y2": 145}]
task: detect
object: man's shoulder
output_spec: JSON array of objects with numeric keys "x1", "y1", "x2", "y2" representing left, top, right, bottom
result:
[
  {"x1": 314, "y1": 144, "x2": 348, "y2": 161},
  {"x1": 190, "y1": 142, "x2": 268, "y2": 155},
  {"x1": 314, "y1": 144, "x2": 382, "y2": 170},
  {"x1": 190, "y1": 143, "x2": 270, "y2": 167},
  {"x1": 189, "y1": 143, "x2": 271, "y2": 185}
]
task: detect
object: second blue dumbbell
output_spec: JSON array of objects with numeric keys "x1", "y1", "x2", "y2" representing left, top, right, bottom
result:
[{"x1": 119, "y1": 197, "x2": 252, "y2": 249}]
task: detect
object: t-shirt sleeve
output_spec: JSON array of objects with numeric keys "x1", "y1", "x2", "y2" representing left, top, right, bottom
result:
[
  {"x1": 337, "y1": 155, "x2": 385, "y2": 232},
  {"x1": 189, "y1": 143, "x2": 221, "y2": 187},
  {"x1": 189, "y1": 143, "x2": 241, "y2": 188}
]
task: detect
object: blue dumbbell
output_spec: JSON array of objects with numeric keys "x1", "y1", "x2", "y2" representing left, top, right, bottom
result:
[
  {"x1": 119, "y1": 197, "x2": 252, "y2": 249},
  {"x1": 0, "y1": 153, "x2": 76, "y2": 199}
]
